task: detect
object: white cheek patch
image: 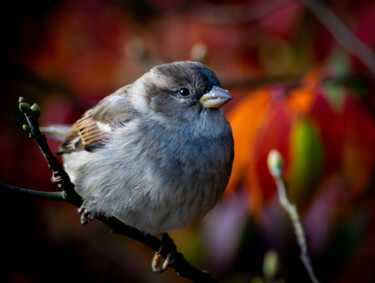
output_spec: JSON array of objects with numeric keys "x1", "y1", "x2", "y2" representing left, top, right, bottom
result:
[
  {"x1": 130, "y1": 85, "x2": 150, "y2": 114},
  {"x1": 132, "y1": 94, "x2": 149, "y2": 114}
]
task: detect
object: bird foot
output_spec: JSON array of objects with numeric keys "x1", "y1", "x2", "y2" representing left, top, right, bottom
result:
[
  {"x1": 78, "y1": 206, "x2": 94, "y2": 225},
  {"x1": 151, "y1": 233, "x2": 177, "y2": 273}
]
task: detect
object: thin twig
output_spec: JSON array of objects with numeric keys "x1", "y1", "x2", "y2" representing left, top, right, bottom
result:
[
  {"x1": 0, "y1": 183, "x2": 65, "y2": 201},
  {"x1": 0, "y1": 98, "x2": 218, "y2": 283},
  {"x1": 19, "y1": 98, "x2": 82, "y2": 207},
  {"x1": 267, "y1": 149, "x2": 319, "y2": 283},
  {"x1": 275, "y1": 177, "x2": 319, "y2": 283},
  {"x1": 300, "y1": 0, "x2": 375, "y2": 75},
  {"x1": 108, "y1": 217, "x2": 216, "y2": 282}
]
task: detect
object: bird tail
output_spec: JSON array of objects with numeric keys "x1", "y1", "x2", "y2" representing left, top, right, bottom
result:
[{"x1": 40, "y1": 125, "x2": 71, "y2": 141}]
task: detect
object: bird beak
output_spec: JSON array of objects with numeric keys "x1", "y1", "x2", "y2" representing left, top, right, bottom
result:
[{"x1": 199, "y1": 86, "x2": 233, "y2": 109}]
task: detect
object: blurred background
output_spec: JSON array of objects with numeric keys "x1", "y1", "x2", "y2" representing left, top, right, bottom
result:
[{"x1": 1, "y1": 0, "x2": 375, "y2": 282}]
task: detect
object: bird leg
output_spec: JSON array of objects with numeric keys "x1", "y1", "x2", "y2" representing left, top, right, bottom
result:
[
  {"x1": 78, "y1": 206, "x2": 94, "y2": 225},
  {"x1": 151, "y1": 233, "x2": 177, "y2": 273}
]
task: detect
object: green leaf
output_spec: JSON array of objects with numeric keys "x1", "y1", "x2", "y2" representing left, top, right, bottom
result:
[{"x1": 289, "y1": 118, "x2": 323, "y2": 202}]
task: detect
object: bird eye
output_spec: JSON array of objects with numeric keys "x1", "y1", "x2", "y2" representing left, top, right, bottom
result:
[{"x1": 179, "y1": 88, "x2": 190, "y2": 96}]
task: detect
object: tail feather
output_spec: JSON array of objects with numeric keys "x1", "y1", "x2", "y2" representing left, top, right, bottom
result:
[{"x1": 40, "y1": 125, "x2": 71, "y2": 141}]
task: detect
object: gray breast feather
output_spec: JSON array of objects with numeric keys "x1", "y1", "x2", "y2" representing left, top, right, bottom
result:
[{"x1": 64, "y1": 111, "x2": 233, "y2": 234}]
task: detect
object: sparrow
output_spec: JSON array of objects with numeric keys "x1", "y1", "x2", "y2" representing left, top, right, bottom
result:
[{"x1": 48, "y1": 61, "x2": 234, "y2": 236}]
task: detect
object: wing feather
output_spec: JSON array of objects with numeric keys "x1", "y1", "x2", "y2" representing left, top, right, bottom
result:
[{"x1": 58, "y1": 90, "x2": 139, "y2": 154}]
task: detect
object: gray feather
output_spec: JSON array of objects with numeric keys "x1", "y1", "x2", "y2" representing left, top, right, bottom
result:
[{"x1": 59, "y1": 61, "x2": 234, "y2": 234}]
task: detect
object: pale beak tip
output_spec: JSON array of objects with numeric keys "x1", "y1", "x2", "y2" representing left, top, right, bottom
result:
[{"x1": 200, "y1": 86, "x2": 232, "y2": 109}]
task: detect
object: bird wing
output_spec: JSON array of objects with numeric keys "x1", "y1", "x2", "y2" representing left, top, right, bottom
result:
[{"x1": 58, "y1": 92, "x2": 139, "y2": 154}]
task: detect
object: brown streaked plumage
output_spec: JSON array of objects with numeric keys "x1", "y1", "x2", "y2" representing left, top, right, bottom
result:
[{"x1": 59, "y1": 91, "x2": 139, "y2": 153}]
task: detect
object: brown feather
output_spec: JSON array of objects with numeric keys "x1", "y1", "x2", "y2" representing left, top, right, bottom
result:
[{"x1": 58, "y1": 90, "x2": 140, "y2": 154}]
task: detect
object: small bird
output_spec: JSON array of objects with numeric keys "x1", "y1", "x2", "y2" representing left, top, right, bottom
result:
[{"x1": 48, "y1": 61, "x2": 234, "y2": 236}]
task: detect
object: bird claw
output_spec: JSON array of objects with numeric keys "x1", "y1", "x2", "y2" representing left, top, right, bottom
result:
[
  {"x1": 151, "y1": 233, "x2": 177, "y2": 273},
  {"x1": 78, "y1": 206, "x2": 94, "y2": 225},
  {"x1": 152, "y1": 252, "x2": 172, "y2": 273}
]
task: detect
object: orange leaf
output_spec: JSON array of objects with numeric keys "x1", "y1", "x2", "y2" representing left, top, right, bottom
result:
[
  {"x1": 287, "y1": 69, "x2": 320, "y2": 115},
  {"x1": 245, "y1": 101, "x2": 293, "y2": 213},
  {"x1": 226, "y1": 88, "x2": 271, "y2": 195}
]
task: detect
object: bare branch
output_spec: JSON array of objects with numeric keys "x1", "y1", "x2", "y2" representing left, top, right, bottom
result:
[
  {"x1": 19, "y1": 98, "x2": 82, "y2": 207},
  {"x1": 268, "y1": 149, "x2": 319, "y2": 283},
  {"x1": 300, "y1": 0, "x2": 375, "y2": 75},
  {"x1": 0, "y1": 183, "x2": 65, "y2": 201}
]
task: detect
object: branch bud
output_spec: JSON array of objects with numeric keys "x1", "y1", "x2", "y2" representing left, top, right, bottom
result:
[
  {"x1": 22, "y1": 124, "x2": 31, "y2": 132},
  {"x1": 267, "y1": 149, "x2": 284, "y2": 177},
  {"x1": 19, "y1": 102, "x2": 31, "y2": 114},
  {"x1": 31, "y1": 103, "x2": 41, "y2": 118}
]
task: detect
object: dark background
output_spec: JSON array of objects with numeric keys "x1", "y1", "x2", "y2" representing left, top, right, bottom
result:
[{"x1": 1, "y1": 0, "x2": 375, "y2": 282}]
